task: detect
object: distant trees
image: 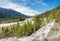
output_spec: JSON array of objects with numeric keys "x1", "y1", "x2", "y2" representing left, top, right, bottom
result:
[{"x1": 0, "y1": 17, "x2": 26, "y2": 23}]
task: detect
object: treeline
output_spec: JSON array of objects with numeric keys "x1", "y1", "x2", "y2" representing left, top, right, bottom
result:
[{"x1": 0, "y1": 17, "x2": 27, "y2": 23}]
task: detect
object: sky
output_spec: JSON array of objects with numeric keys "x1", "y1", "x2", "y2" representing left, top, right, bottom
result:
[{"x1": 0, "y1": 0, "x2": 60, "y2": 16}]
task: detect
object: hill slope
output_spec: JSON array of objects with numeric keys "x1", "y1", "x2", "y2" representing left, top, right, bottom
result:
[
  {"x1": 36, "y1": 6, "x2": 60, "y2": 23},
  {"x1": 0, "y1": 7, "x2": 27, "y2": 19},
  {"x1": 0, "y1": 7, "x2": 28, "y2": 23}
]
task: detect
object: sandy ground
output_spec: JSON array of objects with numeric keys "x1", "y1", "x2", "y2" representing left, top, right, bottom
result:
[{"x1": 0, "y1": 22, "x2": 54, "y2": 41}]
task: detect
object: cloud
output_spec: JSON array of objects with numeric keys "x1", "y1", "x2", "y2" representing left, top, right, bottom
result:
[
  {"x1": 34, "y1": 0, "x2": 48, "y2": 6},
  {"x1": 0, "y1": 0, "x2": 48, "y2": 16},
  {"x1": 10, "y1": 0, "x2": 48, "y2": 7},
  {"x1": 41, "y1": 2, "x2": 48, "y2": 6},
  {"x1": 13, "y1": 6, "x2": 40, "y2": 16},
  {"x1": 0, "y1": 0, "x2": 40, "y2": 16}
]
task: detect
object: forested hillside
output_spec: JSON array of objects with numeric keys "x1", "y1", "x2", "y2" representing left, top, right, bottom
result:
[{"x1": 0, "y1": 7, "x2": 28, "y2": 23}]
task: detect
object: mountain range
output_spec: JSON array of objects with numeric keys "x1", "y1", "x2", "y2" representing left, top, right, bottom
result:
[{"x1": 0, "y1": 7, "x2": 27, "y2": 19}]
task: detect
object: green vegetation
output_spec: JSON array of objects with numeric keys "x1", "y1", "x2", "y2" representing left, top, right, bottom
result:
[
  {"x1": 2, "y1": 17, "x2": 41, "y2": 38},
  {"x1": 33, "y1": 15, "x2": 43, "y2": 32},
  {"x1": 0, "y1": 17, "x2": 27, "y2": 23},
  {"x1": 0, "y1": 7, "x2": 28, "y2": 23},
  {"x1": 0, "y1": 15, "x2": 43, "y2": 38},
  {"x1": 0, "y1": 6, "x2": 60, "y2": 39},
  {"x1": 36, "y1": 6, "x2": 60, "y2": 23}
]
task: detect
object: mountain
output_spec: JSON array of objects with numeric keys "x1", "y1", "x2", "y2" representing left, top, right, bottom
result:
[
  {"x1": 0, "y1": 7, "x2": 28, "y2": 23},
  {"x1": 0, "y1": 7, "x2": 27, "y2": 19}
]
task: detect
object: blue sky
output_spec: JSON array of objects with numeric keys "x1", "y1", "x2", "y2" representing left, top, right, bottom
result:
[{"x1": 0, "y1": 0, "x2": 60, "y2": 16}]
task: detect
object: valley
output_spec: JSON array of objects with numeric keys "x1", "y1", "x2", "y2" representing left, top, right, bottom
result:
[{"x1": 0, "y1": 6, "x2": 60, "y2": 41}]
